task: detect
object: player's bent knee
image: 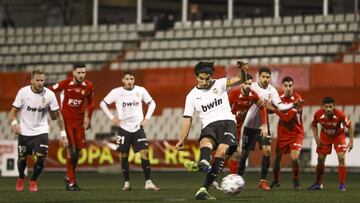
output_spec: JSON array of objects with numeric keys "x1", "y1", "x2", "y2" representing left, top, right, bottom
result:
[
  {"x1": 215, "y1": 144, "x2": 229, "y2": 158},
  {"x1": 139, "y1": 150, "x2": 149, "y2": 159}
]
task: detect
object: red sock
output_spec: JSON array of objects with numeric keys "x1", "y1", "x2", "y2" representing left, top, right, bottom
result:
[
  {"x1": 315, "y1": 164, "x2": 325, "y2": 184},
  {"x1": 338, "y1": 166, "x2": 346, "y2": 184},
  {"x1": 66, "y1": 158, "x2": 75, "y2": 184},
  {"x1": 228, "y1": 159, "x2": 238, "y2": 174},
  {"x1": 293, "y1": 166, "x2": 300, "y2": 180}
]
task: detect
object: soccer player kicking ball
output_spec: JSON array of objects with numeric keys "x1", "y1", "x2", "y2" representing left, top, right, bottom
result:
[
  {"x1": 227, "y1": 74, "x2": 268, "y2": 174},
  {"x1": 308, "y1": 97, "x2": 354, "y2": 191},
  {"x1": 100, "y1": 71, "x2": 160, "y2": 191},
  {"x1": 49, "y1": 63, "x2": 94, "y2": 191},
  {"x1": 175, "y1": 60, "x2": 247, "y2": 200},
  {"x1": 266, "y1": 77, "x2": 304, "y2": 190},
  {"x1": 10, "y1": 69, "x2": 68, "y2": 192}
]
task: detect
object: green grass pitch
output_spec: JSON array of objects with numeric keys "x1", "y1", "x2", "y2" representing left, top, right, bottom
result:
[{"x1": 1, "y1": 171, "x2": 359, "y2": 202}]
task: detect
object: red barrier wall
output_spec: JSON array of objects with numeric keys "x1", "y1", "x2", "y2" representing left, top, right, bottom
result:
[{"x1": 0, "y1": 63, "x2": 359, "y2": 112}]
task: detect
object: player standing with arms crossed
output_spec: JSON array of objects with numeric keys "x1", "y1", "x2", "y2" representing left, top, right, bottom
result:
[
  {"x1": 308, "y1": 97, "x2": 354, "y2": 191},
  {"x1": 100, "y1": 71, "x2": 160, "y2": 191},
  {"x1": 266, "y1": 76, "x2": 304, "y2": 190},
  {"x1": 10, "y1": 69, "x2": 68, "y2": 192},
  {"x1": 49, "y1": 63, "x2": 94, "y2": 191},
  {"x1": 175, "y1": 60, "x2": 247, "y2": 200}
]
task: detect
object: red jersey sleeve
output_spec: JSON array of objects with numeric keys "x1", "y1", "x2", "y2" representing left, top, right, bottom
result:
[
  {"x1": 274, "y1": 108, "x2": 297, "y2": 122},
  {"x1": 312, "y1": 110, "x2": 321, "y2": 127},
  {"x1": 337, "y1": 109, "x2": 352, "y2": 128},
  {"x1": 49, "y1": 79, "x2": 68, "y2": 93},
  {"x1": 228, "y1": 89, "x2": 239, "y2": 106}
]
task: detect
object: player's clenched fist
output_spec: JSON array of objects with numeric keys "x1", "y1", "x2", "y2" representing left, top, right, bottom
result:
[{"x1": 237, "y1": 60, "x2": 248, "y2": 70}]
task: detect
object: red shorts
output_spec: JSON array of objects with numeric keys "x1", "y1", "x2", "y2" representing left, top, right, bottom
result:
[
  {"x1": 64, "y1": 120, "x2": 86, "y2": 149},
  {"x1": 316, "y1": 133, "x2": 347, "y2": 155},
  {"x1": 276, "y1": 134, "x2": 303, "y2": 154}
]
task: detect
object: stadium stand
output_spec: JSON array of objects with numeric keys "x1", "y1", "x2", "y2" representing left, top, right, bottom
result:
[{"x1": 119, "y1": 13, "x2": 359, "y2": 69}]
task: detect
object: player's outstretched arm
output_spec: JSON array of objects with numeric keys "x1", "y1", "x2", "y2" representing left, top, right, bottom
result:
[
  {"x1": 175, "y1": 117, "x2": 192, "y2": 151},
  {"x1": 226, "y1": 60, "x2": 248, "y2": 89},
  {"x1": 9, "y1": 107, "x2": 21, "y2": 134},
  {"x1": 52, "y1": 110, "x2": 68, "y2": 148}
]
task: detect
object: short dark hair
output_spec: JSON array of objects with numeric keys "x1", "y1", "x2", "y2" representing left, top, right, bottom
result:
[
  {"x1": 282, "y1": 76, "x2": 294, "y2": 84},
  {"x1": 31, "y1": 69, "x2": 44, "y2": 78},
  {"x1": 73, "y1": 63, "x2": 86, "y2": 69},
  {"x1": 245, "y1": 73, "x2": 253, "y2": 81},
  {"x1": 323, "y1": 96, "x2": 335, "y2": 104},
  {"x1": 122, "y1": 70, "x2": 135, "y2": 78},
  {"x1": 194, "y1": 61, "x2": 215, "y2": 76},
  {"x1": 259, "y1": 67, "x2": 271, "y2": 75}
]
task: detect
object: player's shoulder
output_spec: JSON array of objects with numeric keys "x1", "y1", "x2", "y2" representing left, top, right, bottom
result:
[
  {"x1": 84, "y1": 79, "x2": 93, "y2": 86},
  {"x1": 19, "y1": 85, "x2": 30, "y2": 92},
  {"x1": 186, "y1": 87, "x2": 199, "y2": 99},
  {"x1": 293, "y1": 92, "x2": 303, "y2": 100},
  {"x1": 314, "y1": 109, "x2": 325, "y2": 118},
  {"x1": 228, "y1": 87, "x2": 241, "y2": 96},
  {"x1": 249, "y1": 89, "x2": 259, "y2": 97},
  {"x1": 44, "y1": 87, "x2": 56, "y2": 97},
  {"x1": 268, "y1": 84, "x2": 278, "y2": 92},
  {"x1": 334, "y1": 108, "x2": 346, "y2": 117}
]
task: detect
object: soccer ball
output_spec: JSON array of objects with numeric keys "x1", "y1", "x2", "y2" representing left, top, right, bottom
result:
[{"x1": 221, "y1": 174, "x2": 245, "y2": 196}]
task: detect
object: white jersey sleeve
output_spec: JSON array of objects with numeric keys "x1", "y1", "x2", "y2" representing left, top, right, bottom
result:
[
  {"x1": 269, "y1": 86, "x2": 293, "y2": 111},
  {"x1": 218, "y1": 78, "x2": 228, "y2": 91},
  {"x1": 103, "y1": 88, "x2": 118, "y2": 105},
  {"x1": 12, "y1": 87, "x2": 24, "y2": 108},
  {"x1": 183, "y1": 95, "x2": 194, "y2": 117},
  {"x1": 141, "y1": 87, "x2": 153, "y2": 104},
  {"x1": 48, "y1": 91, "x2": 60, "y2": 111}
]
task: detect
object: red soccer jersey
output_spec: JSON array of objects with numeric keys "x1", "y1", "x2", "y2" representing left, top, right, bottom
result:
[
  {"x1": 228, "y1": 88, "x2": 266, "y2": 128},
  {"x1": 49, "y1": 78, "x2": 94, "y2": 126},
  {"x1": 275, "y1": 92, "x2": 304, "y2": 138},
  {"x1": 312, "y1": 108, "x2": 351, "y2": 137}
]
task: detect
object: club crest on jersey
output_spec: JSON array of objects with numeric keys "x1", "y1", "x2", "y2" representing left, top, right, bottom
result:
[
  {"x1": 136, "y1": 92, "x2": 140, "y2": 97},
  {"x1": 81, "y1": 90, "x2": 86, "y2": 95},
  {"x1": 212, "y1": 88, "x2": 219, "y2": 95},
  {"x1": 42, "y1": 97, "x2": 46, "y2": 104}
]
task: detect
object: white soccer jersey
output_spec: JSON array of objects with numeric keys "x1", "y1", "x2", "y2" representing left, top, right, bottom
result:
[
  {"x1": 243, "y1": 82, "x2": 293, "y2": 129},
  {"x1": 183, "y1": 78, "x2": 235, "y2": 128},
  {"x1": 12, "y1": 86, "x2": 59, "y2": 136},
  {"x1": 103, "y1": 86, "x2": 153, "y2": 132}
]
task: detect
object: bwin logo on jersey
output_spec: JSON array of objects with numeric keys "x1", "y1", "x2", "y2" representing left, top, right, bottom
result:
[
  {"x1": 27, "y1": 106, "x2": 46, "y2": 112},
  {"x1": 201, "y1": 98, "x2": 222, "y2": 112},
  {"x1": 122, "y1": 101, "x2": 140, "y2": 107}
]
